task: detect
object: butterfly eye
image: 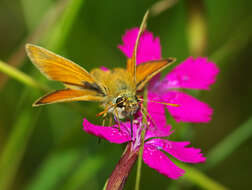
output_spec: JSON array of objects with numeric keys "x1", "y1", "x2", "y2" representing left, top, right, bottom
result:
[
  {"x1": 116, "y1": 97, "x2": 124, "y2": 108},
  {"x1": 116, "y1": 97, "x2": 123, "y2": 103},
  {"x1": 135, "y1": 95, "x2": 140, "y2": 102}
]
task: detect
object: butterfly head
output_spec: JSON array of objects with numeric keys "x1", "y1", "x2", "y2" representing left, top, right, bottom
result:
[{"x1": 112, "y1": 92, "x2": 140, "y2": 120}]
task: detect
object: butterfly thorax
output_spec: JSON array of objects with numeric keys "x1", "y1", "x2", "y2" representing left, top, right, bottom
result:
[{"x1": 91, "y1": 68, "x2": 139, "y2": 119}]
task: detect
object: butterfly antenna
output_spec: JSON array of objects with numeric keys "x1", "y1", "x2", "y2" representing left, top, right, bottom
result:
[
  {"x1": 114, "y1": 109, "x2": 121, "y2": 131},
  {"x1": 138, "y1": 98, "x2": 179, "y2": 107}
]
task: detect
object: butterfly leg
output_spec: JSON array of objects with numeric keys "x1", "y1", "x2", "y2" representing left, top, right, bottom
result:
[
  {"x1": 97, "y1": 137, "x2": 101, "y2": 144},
  {"x1": 114, "y1": 109, "x2": 121, "y2": 132},
  {"x1": 102, "y1": 117, "x2": 106, "y2": 126},
  {"x1": 109, "y1": 115, "x2": 113, "y2": 126},
  {"x1": 130, "y1": 117, "x2": 133, "y2": 140}
]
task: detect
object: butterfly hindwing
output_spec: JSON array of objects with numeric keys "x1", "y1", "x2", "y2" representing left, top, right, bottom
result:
[{"x1": 33, "y1": 89, "x2": 104, "y2": 106}]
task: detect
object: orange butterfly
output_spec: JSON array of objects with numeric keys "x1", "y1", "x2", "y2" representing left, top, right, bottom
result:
[{"x1": 26, "y1": 11, "x2": 176, "y2": 120}]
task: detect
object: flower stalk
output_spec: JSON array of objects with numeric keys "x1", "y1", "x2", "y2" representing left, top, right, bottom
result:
[{"x1": 106, "y1": 142, "x2": 139, "y2": 190}]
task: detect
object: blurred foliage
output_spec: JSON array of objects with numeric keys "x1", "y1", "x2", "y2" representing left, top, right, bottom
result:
[{"x1": 0, "y1": 0, "x2": 252, "y2": 189}]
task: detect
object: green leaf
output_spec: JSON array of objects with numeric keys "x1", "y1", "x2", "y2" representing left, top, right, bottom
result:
[
  {"x1": 61, "y1": 154, "x2": 105, "y2": 190},
  {"x1": 178, "y1": 162, "x2": 229, "y2": 190},
  {"x1": 205, "y1": 117, "x2": 252, "y2": 170},
  {"x1": 25, "y1": 149, "x2": 81, "y2": 190},
  {"x1": 0, "y1": 60, "x2": 46, "y2": 90},
  {"x1": 21, "y1": 0, "x2": 53, "y2": 30},
  {"x1": 210, "y1": 14, "x2": 252, "y2": 65},
  {"x1": 170, "y1": 158, "x2": 229, "y2": 190},
  {"x1": 45, "y1": 0, "x2": 86, "y2": 51},
  {"x1": 0, "y1": 109, "x2": 40, "y2": 190}
]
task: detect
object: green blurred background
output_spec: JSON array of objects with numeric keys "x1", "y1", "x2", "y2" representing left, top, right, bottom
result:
[{"x1": 0, "y1": 0, "x2": 252, "y2": 189}]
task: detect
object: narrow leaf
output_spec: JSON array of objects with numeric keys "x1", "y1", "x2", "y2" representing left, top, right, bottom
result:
[
  {"x1": 173, "y1": 161, "x2": 229, "y2": 190},
  {"x1": 205, "y1": 117, "x2": 252, "y2": 169},
  {"x1": 25, "y1": 150, "x2": 81, "y2": 190},
  {"x1": 45, "y1": 0, "x2": 86, "y2": 51},
  {"x1": 0, "y1": 109, "x2": 40, "y2": 190},
  {"x1": 61, "y1": 154, "x2": 105, "y2": 190},
  {"x1": 0, "y1": 60, "x2": 46, "y2": 90}
]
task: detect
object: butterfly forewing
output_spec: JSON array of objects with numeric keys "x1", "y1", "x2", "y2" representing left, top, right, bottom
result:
[
  {"x1": 135, "y1": 58, "x2": 176, "y2": 90},
  {"x1": 26, "y1": 44, "x2": 107, "y2": 106},
  {"x1": 26, "y1": 44, "x2": 105, "y2": 94}
]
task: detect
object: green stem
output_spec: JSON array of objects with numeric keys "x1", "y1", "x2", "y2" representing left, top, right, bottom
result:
[
  {"x1": 135, "y1": 127, "x2": 146, "y2": 190},
  {"x1": 102, "y1": 180, "x2": 108, "y2": 190},
  {"x1": 0, "y1": 60, "x2": 46, "y2": 90},
  {"x1": 135, "y1": 89, "x2": 148, "y2": 190},
  {"x1": 187, "y1": 0, "x2": 207, "y2": 56}
]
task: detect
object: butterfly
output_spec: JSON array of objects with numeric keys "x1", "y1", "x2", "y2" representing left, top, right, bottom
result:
[{"x1": 25, "y1": 10, "x2": 176, "y2": 121}]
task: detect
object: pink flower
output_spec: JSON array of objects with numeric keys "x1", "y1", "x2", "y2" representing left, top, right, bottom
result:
[
  {"x1": 118, "y1": 28, "x2": 219, "y2": 123},
  {"x1": 83, "y1": 109, "x2": 205, "y2": 179},
  {"x1": 82, "y1": 27, "x2": 213, "y2": 181}
]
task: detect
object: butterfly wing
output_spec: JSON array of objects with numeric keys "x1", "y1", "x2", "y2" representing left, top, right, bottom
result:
[
  {"x1": 33, "y1": 89, "x2": 104, "y2": 106},
  {"x1": 135, "y1": 58, "x2": 176, "y2": 90},
  {"x1": 126, "y1": 11, "x2": 176, "y2": 92},
  {"x1": 26, "y1": 44, "x2": 105, "y2": 94},
  {"x1": 26, "y1": 44, "x2": 106, "y2": 106}
]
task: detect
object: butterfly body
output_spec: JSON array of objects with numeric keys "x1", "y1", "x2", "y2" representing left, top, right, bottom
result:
[{"x1": 91, "y1": 67, "x2": 139, "y2": 119}]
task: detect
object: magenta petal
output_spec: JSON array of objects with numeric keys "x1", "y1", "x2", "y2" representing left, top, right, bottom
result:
[
  {"x1": 143, "y1": 145, "x2": 185, "y2": 179},
  {"x1": 147, "y1": 93, "x2": 167, "y2": 127},
  {"x1": 147, "y1": 139, "x2": 206, "y2": 163},
  {"x1": 161, "y1": 91, "x2": 213, "y2": 123},
  {"x1": 145, "y1": 93, "x2": 173, "y2": 139},
  {"x1": 100, "y1": 66, "x2": 109, "y2": 71},
  {"x1": 160, "y1": 57, "x2": 219, "y2": 90},
  {"x1": 118, "y1": 28, "x2": 161, "y2": 64},
  {"x1": 83, "y1": 119, "x2": 130, "y2": 144},
  {"x1": 145, "y1": 124, "x2": 173, "y2": 140}
]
